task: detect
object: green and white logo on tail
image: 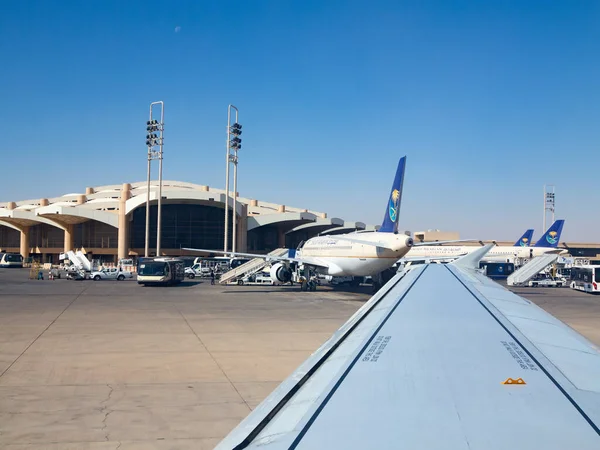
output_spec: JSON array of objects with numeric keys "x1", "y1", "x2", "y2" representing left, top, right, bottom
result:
[
  {"x1": 534, "y1": 220, "x2": 564, "y2": 248},
  {"x1": 388, "y1": 189, "x2": 400, "y2": 222}
]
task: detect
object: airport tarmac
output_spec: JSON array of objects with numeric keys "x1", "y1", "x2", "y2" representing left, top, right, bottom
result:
[{"x1": 0, "y1": 269, "x2": 599, "y2": 449}]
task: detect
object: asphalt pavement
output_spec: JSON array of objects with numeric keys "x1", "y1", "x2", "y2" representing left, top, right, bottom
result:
[{"x1": 0, "y1": 269, "x2": 598, "y2": 449}]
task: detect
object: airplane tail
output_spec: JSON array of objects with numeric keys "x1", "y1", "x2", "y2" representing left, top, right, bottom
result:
[
  {"x1": 534, "y1": 220, "x2": 565, "y2": 248},
  {"x1": 379, "y1": 156, "x2": 406, "y2": 233},
  {"x1": 514, "y1": 229, "x2": 534, "y2": 247}
]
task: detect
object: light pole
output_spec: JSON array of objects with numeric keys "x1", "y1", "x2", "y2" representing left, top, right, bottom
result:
[
  {"x1": 224, "y1": 105, "x2": 241, "y2": 255},
  {"x1": 230, "y1": 121, "x2": 242, "y2": 254},
  {"x1": 144, "y1": 101, "x2": 164, "y2": 257},
  {"x1": 543, "y1": 184, "x2": 555, "y2": 232}
]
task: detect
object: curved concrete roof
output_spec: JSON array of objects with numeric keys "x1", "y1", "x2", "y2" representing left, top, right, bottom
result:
[
  {"x1": 36, "y1": 205, "x2": 119, "y2": 228},
  {"x1": 0, "y1": 180, "x2": 376, "y2": 233},
  {"x1": 364, "y1": 224, "x2": 380, "y2": 232},
  {"x1": 286, "y1": 217, "x2": 345, "y2": 235},
  {"x1": 0, "y1": 209, "x2": 68, "y2": 231},
  {"x1": 0, "y1": 219, "x2": 23, "y2": 233},
  {"x1": 124, "y1": 189, "x2": 244, "y2": 217},
  {"x1": 248, "y1": 212, "x2": 317, "y2": 231},
  {"x1": 320, "y1": 222, "x2": 367, "y2": 235}
]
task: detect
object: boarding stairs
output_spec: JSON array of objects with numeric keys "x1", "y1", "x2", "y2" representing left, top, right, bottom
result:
[
  {"x1": 66, "y1": 250, "x2": 92, "y2": 272},
  {"x1": 64, "y1": 250, "x2": 93, "y2": 279},
  {"x1": 507, "y1": 253, "x2": 559, "y2": 286},
  {"x1": 219, "y1": 248, "x2": 289, "y2": 285}
]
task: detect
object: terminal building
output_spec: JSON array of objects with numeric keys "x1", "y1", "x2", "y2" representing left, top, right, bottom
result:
[
  {"x1": 2, "y1": 182, "x2": 600, "y2": 265},
  {"x1": 0, "y1": 181, "x2": 378, "y2": 264}
]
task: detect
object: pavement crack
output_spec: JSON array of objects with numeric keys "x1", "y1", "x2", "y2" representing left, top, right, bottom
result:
[
  {"x1": 177, "y1": 309, "x2": 253, "y2": 412},
  {"x1": 101, "y1": 383, "x2": 115, "y2": 441},
  {"x1": 0, "y1": 283, "x2": 89, "y2": 380}
]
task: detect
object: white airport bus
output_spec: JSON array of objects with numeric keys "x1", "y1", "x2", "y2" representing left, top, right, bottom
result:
[
  {"x1": 137, "y1": 257, "x2": 185, "y2": 286},
  {"x1": 570, "y1": 265, "x2": 600, "y2": 294},
  {"x1": 193, "y1": 256, "x2": 230, "y2": 271},
  {"x1": 0, "y1": 252, "x2": 24, "y2": 268}
]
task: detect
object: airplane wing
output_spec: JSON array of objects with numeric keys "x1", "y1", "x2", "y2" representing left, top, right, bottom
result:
[
  {"x1": 412, "y1": 239, "x2": 483, "y2": 246},
  {"x1": 181, "y1": 248, "x2": 331, "y2": 269},
  {"x1": 215, "y1": 245, "x2": 600, "y2": 449},
  {"x1": 398, "y1": 254, "x2": 468, "y2": 263}
]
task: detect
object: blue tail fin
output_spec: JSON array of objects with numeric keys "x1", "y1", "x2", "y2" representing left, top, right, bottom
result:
[
  {"x1": 379, "y1": 156, "x2": 406, "y2": 233},
  {"x1": 514, "y1": 229, "x2": 534, "y2": 247},
  {"x1": 534, "y1": 220, "x2": 565, "y2": 248}
]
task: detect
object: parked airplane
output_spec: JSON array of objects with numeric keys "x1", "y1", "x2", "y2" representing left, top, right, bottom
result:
[
  {"x1": 515, "y1": 228, "x2": 534, "y2": 247},
  {"x1": 403, "y1": 220, "x2": 565, "y2": 263},
  {"x1": 184, "y1": 156, "x2": 464, "y2": 290},
  {"x1": 216, "y1": 245, "x2": 600, "y2": 449}
]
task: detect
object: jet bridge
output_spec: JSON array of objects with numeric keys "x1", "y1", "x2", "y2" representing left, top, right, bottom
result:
[
  {"x1": 507, "y1": 253, "x2": 559, "y2": 286},
  {"x1": 219, "y1": 248, "x2": 289, "y2": 285}
]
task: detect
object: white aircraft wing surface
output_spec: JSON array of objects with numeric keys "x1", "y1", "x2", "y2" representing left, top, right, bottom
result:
[
  {"x1": 399, "y1": 254, "x2": 468, "y2": 262},
  {"x1": 411, "y1": 239, "x2": 480, "y2": 246},
  {"x1": 216, "y1": 255, "x2": 600, "y2": 449}
]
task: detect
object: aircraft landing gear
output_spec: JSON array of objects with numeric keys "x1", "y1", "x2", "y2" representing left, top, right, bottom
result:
[
  {"x1": 298, "y1": 265, "x2": 318, "y2": 292},
  {"x1": 371, "y1": 273, "x2": 384, "y2": 294},
  {"x1": 299, "y1": 276, "x2": 317, "y2": 292}
]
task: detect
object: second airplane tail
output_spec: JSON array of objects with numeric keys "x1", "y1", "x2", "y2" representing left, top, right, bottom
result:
[
  {"x1": 379, "y1": 156, "x2": 406, "y2": 233},
  {"x1": 534, "y1": 220, "x2": 565, "y2": 248},
  {"x1": 514, "y1": 229, "x2": 534, "y2": 247}
]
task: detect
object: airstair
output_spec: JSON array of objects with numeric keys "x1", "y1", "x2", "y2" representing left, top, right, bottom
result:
[
  {"x1": 219, "y1": 248, "x2": 289, "y2": 285},
  {"x1": 66, "y1": 250, "x2": 92, "y2": 272},
  {"x1": 507, "y1": 253, "x2": 559, "y2": 286},
  {"x1": 64, "y1": 250, "x2": 93, "y2": 279}
]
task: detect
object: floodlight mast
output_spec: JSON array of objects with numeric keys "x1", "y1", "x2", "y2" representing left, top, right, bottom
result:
[
  {"x1": 144, "y1": 101, "x2": 164, "y2": 257},
  {"x1": 224, "y1": 105, "x2": 241, "y2": 255}
]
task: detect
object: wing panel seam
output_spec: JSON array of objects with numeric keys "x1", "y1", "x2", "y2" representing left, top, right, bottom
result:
[
  {"x1": 231, "y1": 267, "x2": 418, "y2": 449},
  {"x1": 288, "y1": 265, "x2": 430, "y2": 449},
  {"x1": 446, "y1": 265, "x2": 600, "y2": 436}
]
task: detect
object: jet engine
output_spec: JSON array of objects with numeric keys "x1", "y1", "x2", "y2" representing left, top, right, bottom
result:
[{"x1": 270, "y1": 263, "x2": 292, "y2": 283}]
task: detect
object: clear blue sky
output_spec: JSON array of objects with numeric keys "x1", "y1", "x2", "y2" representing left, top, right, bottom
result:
[{"x1": 1, "y1": 1, "x2": 599, "y2": 241}]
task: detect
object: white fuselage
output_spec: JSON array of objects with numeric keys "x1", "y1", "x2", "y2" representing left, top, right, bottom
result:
[
  {"x1": 298, "y1": 232, "x2": 413, "y2": 276},
  {"x1": 405, "y1": 244, "x2": 566, "y2": 261}
]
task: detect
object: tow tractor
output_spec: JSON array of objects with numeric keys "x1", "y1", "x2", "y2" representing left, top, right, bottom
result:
[
  {"x1": 528, "y1": 275, "x2": 566, "y2": 288},
  {"x1": 230, "y1": 272, "x2": 276, "y2": 286}
]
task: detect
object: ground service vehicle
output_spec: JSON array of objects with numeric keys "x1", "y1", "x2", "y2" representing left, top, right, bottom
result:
[
  {"x1": 0, "y1": 252, "x2": 23, "y2": 268},
  {"x1": 230, "y1": 258, "x2": 251, "y2": 269},
  {"x1": 232, "y1": 272, "x2": 274, "y2": 285},
  {"x1": 184, "y1": 263, "x2": 208, "y2": 279},
  {"x1": 137, "y1": 258, "x2": 185, "y2": 286},
  {"x1": 91, "y1": 268, "x2": 133, "y2": 281},
  {"x1": 326, "y1": 275, "x2": 356, "y2": 286},
  {"x1": 570, "y1": 265, "x2": 600, "y2": 293},
  {"x1": 529, "y1": 276, "x2": 565, "y2": 288},
  {"x1": 193, "y1": 257, "x2": 230, "y2": 272},
  {"x1": 479, "y1": 262, "x2": 515, "y2": 279}
]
